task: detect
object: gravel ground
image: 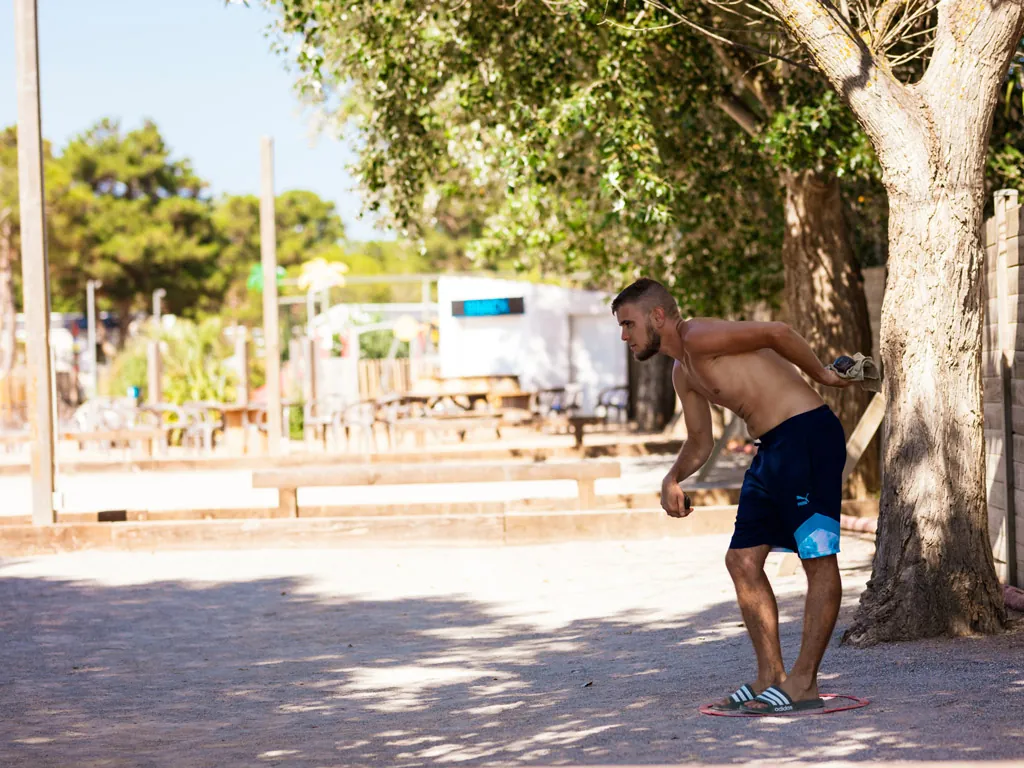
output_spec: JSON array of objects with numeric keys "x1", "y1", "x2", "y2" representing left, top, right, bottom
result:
[{"x1": 2, "y1": 533, "x2": 1022, "y2": 767}]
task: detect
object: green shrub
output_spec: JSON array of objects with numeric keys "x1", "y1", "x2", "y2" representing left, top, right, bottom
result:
[{"x1": 106, "y1": 318, "x2": 239, "y2": 406}]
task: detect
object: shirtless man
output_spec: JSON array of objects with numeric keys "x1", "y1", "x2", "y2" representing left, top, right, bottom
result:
[{"x1": 611, "y1": 278, "x2": 852, "y2": 715}]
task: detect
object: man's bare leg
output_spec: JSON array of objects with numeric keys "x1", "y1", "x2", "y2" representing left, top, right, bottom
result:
[
  {"x1": 743, "y1": 553, "x2": 842, "y2": 709},
  {"x1": 715, "y1": 545, "x2": 785, "y2": 706}
]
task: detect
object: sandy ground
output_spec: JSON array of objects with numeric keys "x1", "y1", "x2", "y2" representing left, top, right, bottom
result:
[{"x1": 2, "y1": 533, "x2": 1022, "y2": 767}]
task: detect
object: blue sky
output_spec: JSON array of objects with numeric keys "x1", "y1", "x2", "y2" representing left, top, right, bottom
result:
[{"x1": 0, "y1": 0, "x2": 386, "y2": 241}]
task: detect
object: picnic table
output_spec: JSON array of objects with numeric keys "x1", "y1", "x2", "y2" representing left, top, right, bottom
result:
[
  {"x1": 384, "y1": 390, "x2": 493, "y2": 413},
  {"x1": 215, "y1": 403, "x2": 269, "y2": 454},
  {"x1": 174, "y1": 400, "x2": 295, "y2": 453},
  {"x1": 386, "y1": 411, "x2": 504, "y2": 447},
  {"x1": 398, "y1": 374, "x2": 534, "y2": 413},
  {"x1": 63, "y1": 428, "x2": 164, "y2": 456}
]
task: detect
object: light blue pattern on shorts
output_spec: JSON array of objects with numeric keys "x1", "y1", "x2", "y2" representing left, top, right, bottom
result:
[{"x1": 794, "y1": 513, "x2": 841, "y2": 559}]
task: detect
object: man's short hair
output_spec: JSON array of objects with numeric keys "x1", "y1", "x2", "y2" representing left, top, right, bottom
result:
[{"x1": 611, "y1": 278, "x2": 680, "y2": 318}]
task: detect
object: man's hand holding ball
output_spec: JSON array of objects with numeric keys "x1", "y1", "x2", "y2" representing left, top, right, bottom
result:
[{"x1": 660, "y1": 477, "x2": 692, "y2": 518}]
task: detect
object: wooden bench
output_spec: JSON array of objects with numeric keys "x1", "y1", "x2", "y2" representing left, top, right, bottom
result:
[
  {"x1": 0, "y1": 428, "x2": 163, "y2": 456},
  {"x1": 568, "y1": 416, "x2": 606, "y2": 448},
  {"x1": 389, "y1": 415, "x2": 502, "y2": 446},
  {"x1": 541, "y1": 414, "x2": 609, "y2": 448},
  {"x1": 63, "y1": 429, "x2": 164, "y2": 456},
  {"x1": 252, "y1": 461, "x2": 621, "y2": 516}
]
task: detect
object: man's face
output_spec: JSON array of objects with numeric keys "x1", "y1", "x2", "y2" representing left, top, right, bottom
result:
[{"x1": 615, "y1": 303, "x2": 661, "y2": 361}]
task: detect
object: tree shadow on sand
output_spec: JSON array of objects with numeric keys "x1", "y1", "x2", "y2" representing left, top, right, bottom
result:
[{"x1": 1, "y1": 552, "x2": 1022, "y2": 767}]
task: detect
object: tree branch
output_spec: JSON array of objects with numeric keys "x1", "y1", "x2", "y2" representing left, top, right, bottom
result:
[
  {"x1": 633, "y1": 1, "x2": 819, "y2": 73},
  {"x1": 918, "y1": 0, "x2": 1024, "y2": 147},
  {"x1": 872, "y1": 0, "x2": 910, "y2": 42},
  {"x1": 708, "y1": 39, "x2": 779, "y2": 115},
  {"x1": 716, "y1": 93, "x2": 764, "y2": 136},
  {"x1": 758, "y1": 0, "x2": 926, "y2": 174}
]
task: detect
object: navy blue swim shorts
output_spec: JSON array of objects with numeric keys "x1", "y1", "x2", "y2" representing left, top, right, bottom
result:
[{"x1": 730, "y1": 404, "x2": 846, "y2": 559}]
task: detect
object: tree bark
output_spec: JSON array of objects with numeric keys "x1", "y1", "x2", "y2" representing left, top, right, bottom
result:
[
  {"x1": 758, "y1": 0, "x2": 1024, "y2": 646},
  {"x1": 841, "y1": 6, "x2": 1022, "y2": 647},
  {"x1": 114, "y1": 298, "x2": 135, "y2": 352},
  {"x1": 781, "y1": 170, "x2": 877, "y2": 497},
  {"x1": 710, "y1": 46, "x2": 878, "y2": 496},
  {"x1": 628, "y1": 352, "x2": 676, "y2": 431},
  {"x1": 843, "y1": 187, "x2": 1005, "y2": 645},
  {"x1": 0, "y1": 213, "x2": 16, "y2": 379}
]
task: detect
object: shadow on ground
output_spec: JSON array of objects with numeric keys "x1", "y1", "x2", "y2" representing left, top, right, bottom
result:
[{"x1": 1, "y1": 551, "x2": 1022, "y2": 767}]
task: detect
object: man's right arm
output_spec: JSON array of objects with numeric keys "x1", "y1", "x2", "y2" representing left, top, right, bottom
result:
[
  {"x1": 662, "y1": 362, "x2": 714, "y2": 514},
  {"x1": 685, "y1": 319, "x2": 848, "y2": 388}
]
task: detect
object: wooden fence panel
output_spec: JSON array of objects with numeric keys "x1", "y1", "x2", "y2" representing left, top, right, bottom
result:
[{"x1": 984, "y1": 193, "x2": 1023, "y2": 587}]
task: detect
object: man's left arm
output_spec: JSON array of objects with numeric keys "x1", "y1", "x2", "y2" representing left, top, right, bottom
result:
[{"x1": 685, "y1": 320, "x2": 848, "y2": 387}]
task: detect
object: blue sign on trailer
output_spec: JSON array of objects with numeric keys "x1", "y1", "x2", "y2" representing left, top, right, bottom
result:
[{"x1": 452, "y1": 297, "x2": 525, "y2": 317}]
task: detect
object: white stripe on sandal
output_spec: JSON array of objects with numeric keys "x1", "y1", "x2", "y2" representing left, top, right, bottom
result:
[{"x1": 742, "y1": 685, "x2": 825, "y2": 714}]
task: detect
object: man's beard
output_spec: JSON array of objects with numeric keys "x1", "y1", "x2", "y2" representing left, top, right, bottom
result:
[{"x1": 634, "y1": 321, "x2": 661, "y2": 361}]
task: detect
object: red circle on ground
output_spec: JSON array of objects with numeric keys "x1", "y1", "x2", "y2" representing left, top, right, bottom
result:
[{"x1": 699, "y1": 694, "x2": 871, "y2": 718}]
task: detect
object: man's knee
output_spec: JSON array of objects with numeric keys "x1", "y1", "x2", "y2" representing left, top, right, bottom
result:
[
  {"x1": 800, "y1": 553, "x2": 839, "y2": 578},
  {"x1": 801, "y1": 554, "x2": 842, "y2": 597},
  {"x1": 726, "y1": 548, "x2": 765, "y2": 583}
]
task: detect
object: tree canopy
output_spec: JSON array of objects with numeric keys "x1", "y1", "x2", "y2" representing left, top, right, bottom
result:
[
  {"x1": 266, "y1": 0, "x2": 1022, "y2": 312},
  {"x1": 268, "y1": 0, "x2": 798, "y2": 316},
  {"x1": 212, "y1": 189, "x2": 347, "y2": 322},
  {"x1": 51, "y1": 119, "x2": 222, "y2": 325},
  {"x1": 0, "y1": 118, "x2": 395, "y2": 330}
]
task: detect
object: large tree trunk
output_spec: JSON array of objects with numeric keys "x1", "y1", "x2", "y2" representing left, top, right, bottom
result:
[
  {"x1": 839, "y1": 12, "x2": 1024, "y2": 646},
  {"x1": 0, "y1": 213, "x2": 16, "y2": 379},
  {"x1": 782, "y1": 171, "x2": 877, "y2": 497},
  {"x1": 628, "y1": 352, "x2": 676, "y2": 431},
  {"x1": 760, "y1": 0, "x2": 1023, "y2": 647},
  {"x1": 843, "y1": 188, "x2": 1005, "y2": 645},
  {"x1": 114, "y1": 298, "x2": 135, "y2": 352}
]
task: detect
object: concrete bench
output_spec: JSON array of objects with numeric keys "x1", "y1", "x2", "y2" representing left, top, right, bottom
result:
[{"x1": 252, "y1": 461, "x2": 621, "y2": 517}]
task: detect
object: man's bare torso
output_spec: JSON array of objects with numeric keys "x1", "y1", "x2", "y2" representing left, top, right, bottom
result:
[{"x1": 678, "y1": 345, "x2": 825, "y2": 439}]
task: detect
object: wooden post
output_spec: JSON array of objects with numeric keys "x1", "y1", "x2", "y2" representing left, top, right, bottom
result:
[
  {"x1": 260, "y1": 137, "x2": 283, "y2": 453},
  {"x1": 576, "y1": 478, "x2": 595, "y2": 509},
  {"x1": 288, "y1": 336, "x2": 301, "y2": 397},
  {"x1": 86, "y1": 279, "x2": 100, "y2": 398},
  {"x1": 301, "y1": 335, "x2": 318, "y2": 445},
  {"x1": 696, "y1": 414, "x2": 743, "y2": 482},
  {"x1": 234, "y1": 326, "x2": 249, "y2": 405},
  {"x1": 302, "y1": 336, "x2": 318, "y2": 406},
  {"x1": 841, "y1": 392, "x2": 887, "y2": 482},
  {"x1": 278, "y1": 487, "x2": 298, "y2": 518},
  {"x1": 146, "y1": 340, "x2": 161, "y2": 404},
  {"x1": 995, "y1": 189, "x2": 1019, "y2": 587},
  {"x1": 14, "y1": 0, "x2": 55, "y2": 525}
]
